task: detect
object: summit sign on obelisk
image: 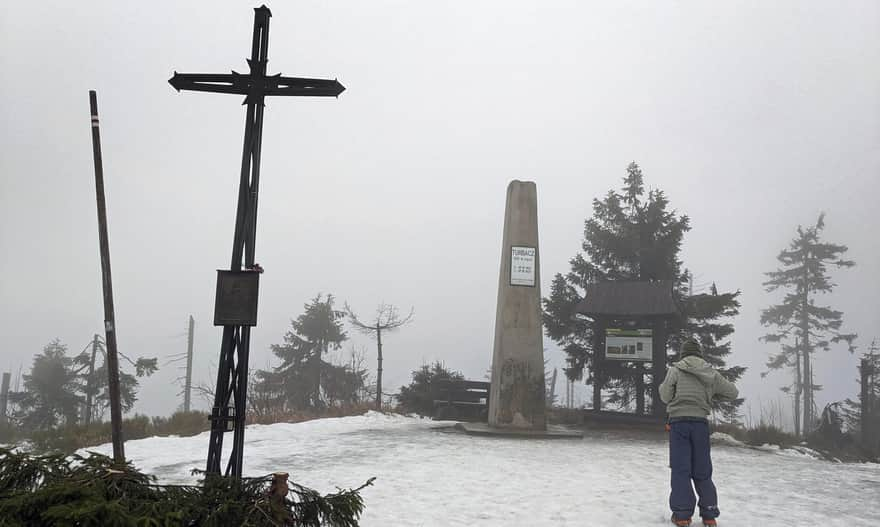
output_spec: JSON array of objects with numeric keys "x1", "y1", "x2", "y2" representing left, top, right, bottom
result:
[{"x1": 488, "y1": 181, "x2": 547, "y2": 430}]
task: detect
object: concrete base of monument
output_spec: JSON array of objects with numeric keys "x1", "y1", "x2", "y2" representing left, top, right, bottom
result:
[
  {"x1": 455, "y1": 422, "x2": 584, "y2": 439},
  {"x1": 582, "y1": 409, "x2": 666, "y2": 428}
]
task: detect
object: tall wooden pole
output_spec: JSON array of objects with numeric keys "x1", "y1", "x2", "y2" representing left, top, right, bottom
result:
[
  {"x1": 184, "y1": 315, "x2": 194, "y2": 412},
  {"x1": 89, "y1": 90, "x2": 125, "y2": 464}
]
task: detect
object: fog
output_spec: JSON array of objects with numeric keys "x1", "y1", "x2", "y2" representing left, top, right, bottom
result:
[{"x1": 1, "y1": 1, "x2": 878, "y2": 425}]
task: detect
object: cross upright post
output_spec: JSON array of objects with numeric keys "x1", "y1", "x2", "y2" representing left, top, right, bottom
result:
[{"x1": 169, "y1": 5, "x2": 344, "y2": 477}]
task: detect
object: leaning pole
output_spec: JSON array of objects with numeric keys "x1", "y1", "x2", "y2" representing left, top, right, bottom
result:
[{"x1": 88, "y1": 90, "x2": 126, "y2": 464}]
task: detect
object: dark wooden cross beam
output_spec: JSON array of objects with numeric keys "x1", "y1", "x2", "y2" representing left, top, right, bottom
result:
[{"x1": 169, "y1": 5, "x2": 344, "y2": 478}]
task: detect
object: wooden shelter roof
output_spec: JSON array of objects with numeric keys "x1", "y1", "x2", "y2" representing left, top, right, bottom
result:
[{"x1": 575, "y1": 280, "x2": 680, "y2": 317}]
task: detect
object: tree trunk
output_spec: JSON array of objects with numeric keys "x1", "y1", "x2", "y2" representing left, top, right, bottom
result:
[
  {"x1": 794, "y1": 341, "x2": 802, "y2": 437},
  {"x1": 802, "y1": 336, "x2": 812, "y2": 434},
  {"x1": 84, "y1": 334, "x2": 99, "y2": 426},
  {"x1": 0, "y1": 372, "x2": 9, "y2": 427},
  {"x1": 861, "y1": 358, "x2": 870, "y2": 446},
  {"x1": 376, "y1": 325, "x2": 383, "y2": 411},
  {"x1": 184, "y1": 316, "x2": 194, "y2": 413},
  {"x1": 314, "y1": 345, "x2": 324, "y2": 408},
  {"x1": 801, "y1": 252, "x2": 813, "y2": 435},
  {"x1": 592, "y1": 319, "x2": 604, "y2": 411}
]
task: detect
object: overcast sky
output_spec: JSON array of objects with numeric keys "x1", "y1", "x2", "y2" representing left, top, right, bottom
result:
[{"x1": 1, "y1": 1, "x2": 878, "y2": 427}]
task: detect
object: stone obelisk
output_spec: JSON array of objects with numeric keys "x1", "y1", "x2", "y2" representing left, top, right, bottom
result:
[{"x1": 488, "y1": 180, "x2": 546, "y2": 430}]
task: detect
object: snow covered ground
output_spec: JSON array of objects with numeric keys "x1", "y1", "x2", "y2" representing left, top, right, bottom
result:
[{"x1": 84, "y1": 413, "x2": 880, "y2": 526}]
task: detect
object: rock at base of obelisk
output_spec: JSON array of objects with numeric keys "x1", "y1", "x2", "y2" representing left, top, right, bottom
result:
[{"x1": 488, "y1": 180, "x2": 547, "y2": 431}]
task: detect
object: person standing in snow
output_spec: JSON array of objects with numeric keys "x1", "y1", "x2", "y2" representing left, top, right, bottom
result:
[{"x1": 659, "y1": 339, "x2": 739, "y2": 527}]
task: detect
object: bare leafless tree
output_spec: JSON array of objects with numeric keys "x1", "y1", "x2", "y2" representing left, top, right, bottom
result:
[
  {"x1": 345, "y1": 303, "x2": 414, "y2": 410},
  {"x1": 192, "y1": 364, "x2": 216, "y2": 407}
]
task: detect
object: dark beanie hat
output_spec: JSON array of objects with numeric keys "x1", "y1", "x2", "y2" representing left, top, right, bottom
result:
[{"x1": 680, "y1": 339, "x2": 702, "y2": 359}]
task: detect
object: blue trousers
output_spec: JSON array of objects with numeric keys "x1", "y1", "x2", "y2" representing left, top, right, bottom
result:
[{"x1": 669, "y1": 420, "x2": 720, "y2": 520}]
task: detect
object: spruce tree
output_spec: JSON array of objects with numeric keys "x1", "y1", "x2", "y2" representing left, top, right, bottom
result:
[
  {"x1": 268, "y1": 294, "x2": 348, "y2": 409},
  {"x1": 398, "y1": 362, "x2": 464, "y2": 416},
  {"x1": 543, "y1": 162, "x2": 745, "y2": 420},
  {"x1": 0, "y1": 446, "x2": 372, "y2": 526},
  {"x1": 73, "y1": 337, "x2": 158, "y2": 423},
  {"x1": 761, "y1": 213, "x2": 856, "y2": 436},
  {"x1": 9, "y1": 338, "x2": 158, "y2": 430},
  {"x1": 11, "y1": 340, "x2": 82, "y2": 430}
]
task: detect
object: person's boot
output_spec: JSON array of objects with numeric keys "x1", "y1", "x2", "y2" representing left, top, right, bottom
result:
[
  {"x1": 701, "y1": 519, "x2": 717, "y2": 526},
  {"x1": 671, "y1": 515, "x2": 692, "y2": 526}
]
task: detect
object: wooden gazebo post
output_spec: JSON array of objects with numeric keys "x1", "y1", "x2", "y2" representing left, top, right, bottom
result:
[{"x1": 651, "y1": 316, "x2": 669, "y2": 418}]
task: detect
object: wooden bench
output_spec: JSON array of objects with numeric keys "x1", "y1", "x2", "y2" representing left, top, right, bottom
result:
[{"x1": 432, "y1": 380, "x2": 490, "y2": 422}]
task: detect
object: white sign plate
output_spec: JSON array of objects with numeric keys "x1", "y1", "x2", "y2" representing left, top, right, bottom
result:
[
  {"x1": 510, "y1": 246, "x2": 536, "y2": 287},
  {"x1": 605, "y1": 328, "x2": 653, "y2": 361}
]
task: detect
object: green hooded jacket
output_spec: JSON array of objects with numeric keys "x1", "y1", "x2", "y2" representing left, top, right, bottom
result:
[{"x1": 659, "y1": 355, "x2": 739, "y2": 419}]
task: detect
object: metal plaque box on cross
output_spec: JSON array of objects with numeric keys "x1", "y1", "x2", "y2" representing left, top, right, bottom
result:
[{"x1": 214, "y1": 270, "x2": 260, "y2": 326}]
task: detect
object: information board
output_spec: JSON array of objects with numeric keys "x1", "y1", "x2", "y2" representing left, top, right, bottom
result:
[
  {"x1": 605, "y1": 328, "x2": 653, "y2": 361},
  {"x1": 510, "y1": 246, "x2": 536, "y2": 286}
]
